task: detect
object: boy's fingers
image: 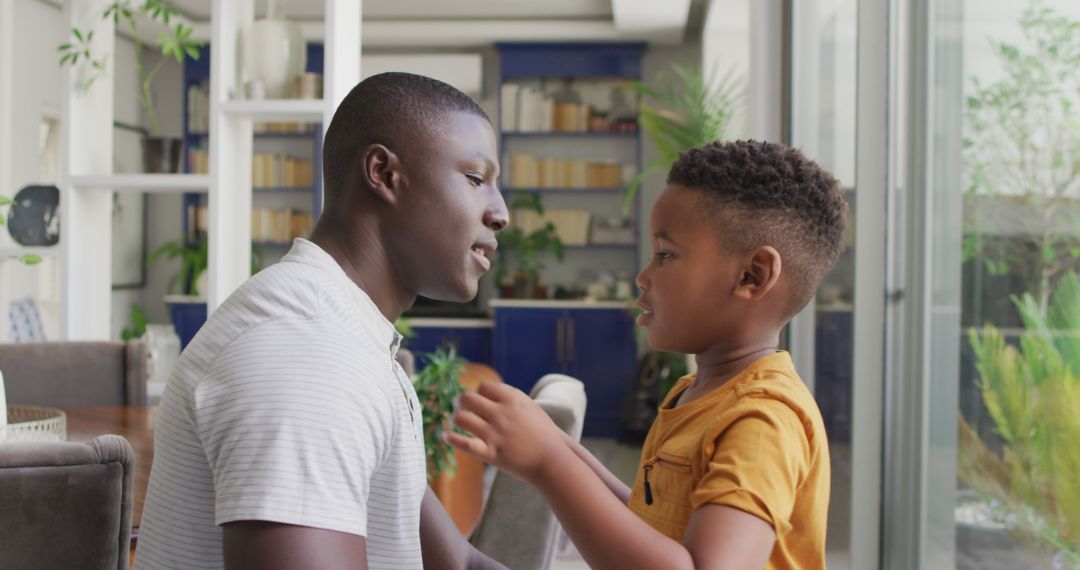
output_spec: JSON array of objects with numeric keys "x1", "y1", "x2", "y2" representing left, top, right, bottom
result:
[
  {"x1": 477, "y1": 382, "x2": 518, "y2": 402},
  {"x1": 444, "y1": 432, "x2": 491, "y2": 460},
  {"x1": 458, "y1": 390, "x2": 501, "y2": 422},
  {"x1": 452, "y1": 410, "x2": 493, "y2": 440}
]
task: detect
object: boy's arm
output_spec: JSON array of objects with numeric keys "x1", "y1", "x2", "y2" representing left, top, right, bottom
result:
[
  {"x1": 419, "y1": 486, "x2": 507, "y2": 570},
  {"x1": 447, "y1": 384, "x2": 776, "y2": 570},
  {"x1": 560, "y1": 431, "x2": 631, "y2": 503}
]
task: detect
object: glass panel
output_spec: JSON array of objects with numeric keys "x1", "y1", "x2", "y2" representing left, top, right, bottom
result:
[
  {"x1": 928, "y1": 1, "x2": 1080, "y2": 567},
  {"x1": 791, "y1": 1, "x2": 858, "y2": 568}
]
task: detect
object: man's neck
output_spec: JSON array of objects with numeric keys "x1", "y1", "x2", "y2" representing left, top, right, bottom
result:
[{"x1": 310, "y1": 217, "x2": 415, "y2": 323}]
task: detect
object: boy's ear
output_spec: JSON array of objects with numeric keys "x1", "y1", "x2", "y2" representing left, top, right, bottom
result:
[
  {"x1": 734, "y1": 245, "x2": 782, "y2": 301},
  {"x1": 360, "y1": 143, "x2": 403, "y2": 205}
]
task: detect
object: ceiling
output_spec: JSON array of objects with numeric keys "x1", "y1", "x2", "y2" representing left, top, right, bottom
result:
[{"x1": 168, "y1": 0, "x2": 615, "y2": 22}]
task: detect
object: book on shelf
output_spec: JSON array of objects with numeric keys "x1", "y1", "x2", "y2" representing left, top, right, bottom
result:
[
  {"x1": 187, "y1": 80, "x2": 210, "y2": 133},
  {"x1": 501, "y1": 79, "x2": 638, "y2": 133},
  {"x1": 187, "y1": 151, "x2": 313, "y2": 188},
  {"x1": 509, "y1": 153, "x2": 627, "y2": 190},
  {"x1": 251, "y1": 208, "x2": 313, "y2": 243},
  {"x1": 512, "y1": 207, "x2": 591, "y2": 247}
]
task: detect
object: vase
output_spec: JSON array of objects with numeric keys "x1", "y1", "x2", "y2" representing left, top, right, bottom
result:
[
  {"x1": 241, "y1": 0, "x2": 306, "y2": 99},
  {"x1": 142, "y1": 136, "x2": 183, "y2": 173}
]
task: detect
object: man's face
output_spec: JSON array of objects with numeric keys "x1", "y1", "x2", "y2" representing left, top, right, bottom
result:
[
  {"x1": 389, "y1": 111, "x2": 508, "y2": 302},
  {"x1": 635, "y1": 185, "x2": 744, "y2": 354}
]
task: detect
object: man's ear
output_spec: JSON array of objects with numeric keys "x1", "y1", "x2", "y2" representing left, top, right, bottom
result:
[
  {"x1": 734, "y1": 245, "x2": 782, "y2": 301},
  {"x1": 360, "y1": 143, "x2": 402, "y2": 205}
]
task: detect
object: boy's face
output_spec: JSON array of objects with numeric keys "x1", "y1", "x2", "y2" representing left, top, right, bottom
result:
[
  {"x1": 635, "y1": 185, "x2": 746, "y2": 354},
  {"x1": 389, "y1": 111, "x2": 508, "y2": 302}
]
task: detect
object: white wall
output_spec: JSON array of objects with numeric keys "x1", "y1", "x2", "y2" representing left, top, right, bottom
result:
[
  {"x1": 0, "y1": 0, "x2": 68, "y2": 341},
  {"x1": 0, "y1": 0, "x2": 184, "y2": 341}
]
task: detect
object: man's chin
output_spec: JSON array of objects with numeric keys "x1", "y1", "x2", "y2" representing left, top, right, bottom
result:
[{"x1": 418, "y1": 281, "x2": 479, "y2": 304}]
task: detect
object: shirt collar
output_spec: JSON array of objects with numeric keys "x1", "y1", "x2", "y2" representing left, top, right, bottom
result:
[{"x1": 283, "y1": 238, "x2": 403, "y2": 356}]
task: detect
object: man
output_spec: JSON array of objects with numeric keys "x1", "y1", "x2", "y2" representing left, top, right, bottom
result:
[{"x1": 135, "y1": 72, "x2": 509, "y2": 569}]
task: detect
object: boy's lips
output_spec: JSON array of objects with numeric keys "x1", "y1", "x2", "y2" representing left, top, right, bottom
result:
[{"x1": 636, "y1": 301, "x2": 654, "y2": 325}]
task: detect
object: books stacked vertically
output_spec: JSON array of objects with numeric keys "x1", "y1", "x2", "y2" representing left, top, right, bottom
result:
[
  {"x1": 252, "y1": 154, "x2": 315, "y2": 188},
  {"x1": 500, "y1": 79, "x2": 638, "y2": 133},
  {"x1": 252, "y1": 208, "x2": 314, "y2": 243},
  {"x1": 509, "y1": 153, "x2": 626, "y2": 189},
  {"x1": 512, "y1": 208, "x2": 591, "y2": 246}
]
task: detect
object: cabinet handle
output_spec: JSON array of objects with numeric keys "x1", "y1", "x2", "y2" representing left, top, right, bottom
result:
[
  {"x1": 567, "y1": 319, "x2": 575, "y2": 362},
  {"x1": 556, "y1": 317, "x2": 565, "y2": 363}
]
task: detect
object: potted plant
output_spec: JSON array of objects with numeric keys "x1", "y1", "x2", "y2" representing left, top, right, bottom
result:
[
  {"x1": 0, "y1": 196, "x2": 42, "y2": 265},
  {"x1": 494, "y1": 194, "x2": 565, "y2": 299},
  {"x1": 58, "y1": 1, "x2": 203, "y2": 173},
  {"x1": 959, "y1": 271, "x2": 1080, "y2": 565},
  {"x1": 148, "y1": 232, "x2": 264, "y2": 348},
  {"x1": 623, "y1": 64, "x2": 741, "y2": 214},
  {"x1": 412, "y1": 345, "x2": 498, "y2": 534}
]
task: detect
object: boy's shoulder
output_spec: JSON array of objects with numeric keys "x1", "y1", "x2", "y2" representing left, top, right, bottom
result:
[{"x1": 706, "y1": 352, "x2": 826, "y2": 447}]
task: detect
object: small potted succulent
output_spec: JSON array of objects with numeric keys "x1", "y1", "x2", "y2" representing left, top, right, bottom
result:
[{"x1": 494, "y1": 194, "x2": 565, "y2": 299}]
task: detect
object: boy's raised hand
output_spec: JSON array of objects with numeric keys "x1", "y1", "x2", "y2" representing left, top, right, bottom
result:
[{"x1": 445, "y1": 383, "x2": 569, "y2": 483}]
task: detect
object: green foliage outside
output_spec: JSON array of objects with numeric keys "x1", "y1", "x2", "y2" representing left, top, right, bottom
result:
[
  {"x1": 624, "y1": 64, "x2": 740, "y2": 215},
  {"x1": 58, "y1": 1, "x2": 203, "y2": 135},
  {"x1": 413, "y1": 345, "x2": 467, "y2": 478},
  {"x1": 962, "y1": 0, "x2": 1080, "y2": 314},
  {"x1": 961, "y1": 272, "x2": 1080, "y2": 564}
]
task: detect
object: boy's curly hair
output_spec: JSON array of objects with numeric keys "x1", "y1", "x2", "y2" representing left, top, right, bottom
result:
[{"x1": 668, "y1": 140, "x2": 847, "y2": 319}]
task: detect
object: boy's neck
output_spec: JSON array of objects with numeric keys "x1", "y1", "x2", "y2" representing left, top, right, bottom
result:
[{"x1": 693, "y1": 332, "x2": 782, "y2": 390}]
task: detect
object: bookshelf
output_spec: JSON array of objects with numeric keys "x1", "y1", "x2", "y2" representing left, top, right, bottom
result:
[
  {"x1": 496, "y1": 43, "x2": 646, "y2": 294},
  {"x1": 60, "y1": 0, "x2": 361, "y2": 339},
  {"x1": 182, "y1": 43, "x2": 326, "y2": 276}
]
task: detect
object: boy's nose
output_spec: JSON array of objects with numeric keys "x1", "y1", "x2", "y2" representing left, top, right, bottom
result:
[{"x1": 635, "y1": 267, "x2": 649, "y2": 290}]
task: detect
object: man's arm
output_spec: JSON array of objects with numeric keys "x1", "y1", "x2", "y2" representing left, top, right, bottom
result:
[
  {"x1": 223, "y1": 521, "x2": 367, "y2": 570},
  {"x1": 447, "y1": 383, "x2": 777, "y2": 570},
  {"x1": 419, "y1": 486, "x2": 506, "y2": 570}
]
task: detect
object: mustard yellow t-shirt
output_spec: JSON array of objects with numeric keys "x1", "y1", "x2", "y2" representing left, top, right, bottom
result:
[{"x1": 627, "y1": 351, "x2": 830, "y2": 570}]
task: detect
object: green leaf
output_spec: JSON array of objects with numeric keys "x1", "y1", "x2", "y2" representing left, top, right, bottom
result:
[
  {"x1": 73, "y1": 28, "x2": 84, "y2": 42},
  {"x1": 19, "y1": 254, "x2": 43, "y2": 266}
]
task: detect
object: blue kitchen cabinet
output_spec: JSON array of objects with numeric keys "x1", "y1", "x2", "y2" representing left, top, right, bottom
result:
[
  {"x1": 564, "y1": 308, "x2": 637, "y2": 437},
  {"x1": 407, "y1": 321, "x2": 494, "y2": 366},
  {"x1": 493, "y1": 308, "x2": 566, "y2": 392},
  {"x1": 494, "y1": 305, "x2": 637, "y2": 437}
]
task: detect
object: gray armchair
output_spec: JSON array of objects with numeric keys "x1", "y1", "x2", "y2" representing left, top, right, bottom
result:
[
  {"x1": 0, "y1": 340, "x2": 149, "y2": 406},
  {"x1": 0, "y1": 434, "x2": 135, "y2": 570},
  {"x1": 469, "y1": 373, "x2": 587, "y2": 570}
]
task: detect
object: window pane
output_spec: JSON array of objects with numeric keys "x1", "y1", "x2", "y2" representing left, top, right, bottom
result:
[
  {"x1": 791, "y1": 1, "x2": 858, "y2": 567},
  {"x1": 943, "y1": 1, "x2": 1080, "y2": 567}
]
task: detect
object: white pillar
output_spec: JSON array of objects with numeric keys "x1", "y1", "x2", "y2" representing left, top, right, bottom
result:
[
  {"x1": 207, "y1": 0, "x2": 254, "y2": 312},
  {"x1": 61, "y1": 0, "x2": 114, "y2": 340},
  {"x1": 324, "y1": 0, "x2": 362, "y2": 127}
]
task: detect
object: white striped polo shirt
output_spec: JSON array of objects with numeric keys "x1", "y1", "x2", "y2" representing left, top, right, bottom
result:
[{"x1": 135, "y1": 239, "x2": 426, "y2": 569}]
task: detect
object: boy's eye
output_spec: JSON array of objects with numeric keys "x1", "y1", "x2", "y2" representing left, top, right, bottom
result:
[
  {"x1": 652, "y1": 251, "x2": 673, "y2": 264},
  {"x1": 466, "y1": 173, "x2": 484, "y2": 187}
]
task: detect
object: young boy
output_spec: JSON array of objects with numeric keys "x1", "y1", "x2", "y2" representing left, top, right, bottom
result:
[{"x1": 447, "y1": 140, "x2": 846, "y2": 569}]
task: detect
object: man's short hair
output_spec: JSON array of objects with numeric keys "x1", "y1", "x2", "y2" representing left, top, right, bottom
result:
[
  {"x1": 322, "y1": 72, "x2": 490, "y2": 206},
  {"x1": 668, "y1": 140, "x2": 847, "y2": 319}
]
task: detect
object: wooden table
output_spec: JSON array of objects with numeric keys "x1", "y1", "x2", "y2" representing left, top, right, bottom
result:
[{"x1": 62, "y1": 405, "x2": 156, "y2": 530}]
